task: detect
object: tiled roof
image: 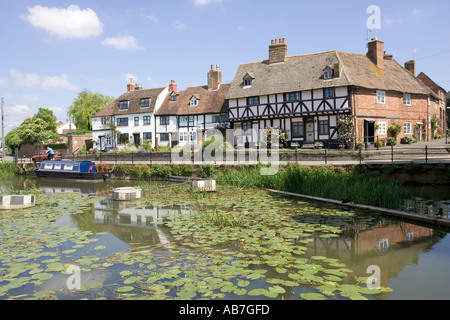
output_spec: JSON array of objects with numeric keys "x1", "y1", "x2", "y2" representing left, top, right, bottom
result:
[
  {"x1": 226, "y1": 50, "x2": 434, "y2": 99},
  {"x1": 156, "y1": 83, "x2": 231, "y2": 116},
  {"x1": 93, "y1": 87, "x2": 166, "y2": 117}
]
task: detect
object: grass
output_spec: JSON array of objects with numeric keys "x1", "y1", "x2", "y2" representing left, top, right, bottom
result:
[{"x1": 216, "y1": 163, "x2": 404, "y2": 210}]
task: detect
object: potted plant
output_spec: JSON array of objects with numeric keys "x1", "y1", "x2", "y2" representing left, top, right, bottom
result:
[{"x1": 314, "y1": 141, "x2": 324, "y2": 149}]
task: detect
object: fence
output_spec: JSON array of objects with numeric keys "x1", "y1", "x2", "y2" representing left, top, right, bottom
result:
[{"x1": 18, "y1": 145, "x2": 450, "y2": 166}]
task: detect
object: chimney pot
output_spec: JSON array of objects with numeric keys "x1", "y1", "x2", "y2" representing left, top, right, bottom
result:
[
  {"x1": 269, "y1": 37, "x2": 287, "y2": 64},
  {"x1": 208, "y1": 64, "x2": 222, "y2": 91},
  {"x1": 271, "y1": 39, "x2": 274, "y2": 45}
]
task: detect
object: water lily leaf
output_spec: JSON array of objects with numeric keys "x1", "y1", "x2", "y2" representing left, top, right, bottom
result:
[
  {"x1": 300, "y1": 292, "x2": 326, "y2": 300},
  {"x1": 79, "y1": 282, "x2": 103, "y2": 291},
  {"x1": 94, "y1": 245, "x2": 106, "y2": 250},
  {"x1": 120, "y1": 270, "x2": 133, "y2": 277},
  {"x1": 233, "y1": 288, "x2": 247, "y2": 296},
  {"x1": 116, "y1": 286, "x2": 135, "y2": 293},
  {"x1": 237, "y1": 280, "x2": 250, "y2": 287},
  {"x1": 269, "y1": 285, "x2": 286, "y2": 294},
  {"x1": 31, "y1": 272, "x2": 54, "y2": 281}
]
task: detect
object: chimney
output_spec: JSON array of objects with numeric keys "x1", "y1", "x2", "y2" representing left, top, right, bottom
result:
[
  {"x1": 208, "y1": 65, "x2": 222, "y2": 91},
  {"x1": 135, "y1": 84, "x2": 142, "y2": 90},
  {"x1": 127, "y1": 78, "x2": 135, "y2": 92},
  {"x1": 367, "y1": 37, "x2": 384, "y2": 69},
  {"x1": 269, "y1": 38, "x2": 287, "y2": 64},
  {"x1": 169, "y1": 80, "x2": 178, "y2": 92},
  {"x1": 404, "y1": 60, "x2": 416, "y2": 76}
]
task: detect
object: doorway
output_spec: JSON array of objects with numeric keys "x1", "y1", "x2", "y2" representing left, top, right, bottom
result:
[
  {"x1": 364, "y1": 120, "x2": 375, "y2": 144},
  {"x1": 133, "y1": 133, "x2": 141, "y2": 147},
  {"x1": 306, "y1": 122, "x2": 314, "y2": 143}
]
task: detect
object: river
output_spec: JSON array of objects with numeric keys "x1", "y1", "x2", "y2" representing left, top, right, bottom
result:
[{"x1": 0, "y1": 175, "x2": 449, "y2": 300}]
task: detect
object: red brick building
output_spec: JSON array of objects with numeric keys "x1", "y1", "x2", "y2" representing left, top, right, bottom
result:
[{"x1": 226, "y1": 38, "x2": 446, "y2": 148}]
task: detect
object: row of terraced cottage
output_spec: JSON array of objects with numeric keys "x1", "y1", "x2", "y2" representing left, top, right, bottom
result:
[{"x1": 92, "y1": 38, "x2": 447, "y2": 151}]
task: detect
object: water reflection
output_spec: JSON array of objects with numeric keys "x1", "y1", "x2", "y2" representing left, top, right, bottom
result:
[
  {"x1": 2, "y1": 177, "x2": 450, "y2": 299},
  {"x1": 90, "y1": 198, "x2": 191, "y2": 248}
]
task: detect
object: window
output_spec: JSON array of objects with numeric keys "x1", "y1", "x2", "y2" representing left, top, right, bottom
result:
[
  {"x1": 244, "y1": 79, "x2": 253, "y2": 86},
  {"x1": 119, "y1": 101, "x2": 129, "y2": 110},
  {"x1": 143, "y1": 132, "x2": 152, "y2": 142},
  {"x1": 190, "y1": 97, "x2": 198, "y2": 106},
  {"x1": 117, "y1": 117, "x2": 128, "y2": 127},
  {"x1": 292, "y1": 122, "x2": 304, "y2": 138},
  {"x1": 247, "y1": 96, "x2": 259, "y2": 105},
  {"x1": 170, "y1": 92, "x2": 178, "y2": 102},
  {"x1": 376, "y1": 90, "x2": 386, "y2": 104},
  {"x1": 134, "y1": 117, "x2": 139, "y2": 126},
  {"x1": 319, "y1": 120, "x2": 329, "y2": 135},
  {"x1": 160, "y1": 133, "x2": 170, "y2": 141},
  {"x1": 143, "y1": 116, "x2": 151, "y2": 125},
  {"x1": 189, "y1": 132, "x2": 197, "y2": 142},
  {"x1": 377, "y1": 121, "x2": 387, "y2": 135},
  {"x1": 160, "y1": 116, "x2": 169, "y2": 126},
  {"x1": 179, "y1": 132, "x2": 188, "y2": 142},
  {"x1": 403, "y1": 93, "x2": 411, "y2": 106},
  {"x1": 404, "y1": 122, "x2": 411, "y2": 135},
  {"x1": 285, "y1": 92, "x2": 299, "y2": 102},
  {"x1": 323, "y1": 88, "x2": 335, "y2": 98},
  {"x1": 118, "y1": 133, "x2": 129, "y2": 144},
  {"x1": 101, "y1": 117, "x2": 110, "y2": 126},
  {"x1": 242, "y1": 122, "x2": 252, "y2": 136},
  {"x1": 212, "y1": 115, "x2": 220, "y2": 123},
  {"x1": 324, "y1": 69, "x2": 333, "y2": 80},
  {"x1": 140, "y1": 98, "x2": 151, "y2": 109},
  {"x1": 180, "y1": 116, "x2": 189, "y2": 123}
]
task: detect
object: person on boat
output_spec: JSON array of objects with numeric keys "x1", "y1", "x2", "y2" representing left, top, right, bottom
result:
[{"x1": 46, "y1": 147, "x2": 55, "y2": 160}]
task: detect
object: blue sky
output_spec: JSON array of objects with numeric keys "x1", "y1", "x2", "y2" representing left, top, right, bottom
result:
[{"x1": 1, "y1": 0, "x2": 449, "y2": 134}]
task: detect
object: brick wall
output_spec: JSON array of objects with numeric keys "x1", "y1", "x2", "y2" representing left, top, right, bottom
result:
[{"x1": 353, "y1": 88, "x2": 441, "y2": 142}]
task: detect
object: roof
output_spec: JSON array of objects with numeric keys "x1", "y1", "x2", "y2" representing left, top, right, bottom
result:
[
  {"x1": 93, "y1": 87, "x2": 167, "y2": 117},
  {"x1": 416, "y1": 72, "x2": 447, "y2": 97},
  {"x1": 226, "y1": 50, "x2": 434, "y2": 99},
  {"x1": 157, "y1": 83, "x2": 231, "y2": 116}
]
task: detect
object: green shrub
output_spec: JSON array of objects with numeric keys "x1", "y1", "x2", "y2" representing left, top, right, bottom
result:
[
  {"x1": 400, "y1": 137, "x2": 413, "y2": 144},
  {"x1": 152, "y1": 164, "x2": 171, "y2": 178},
  {"x1": 201, "y1": 164, "x2": 215, "y2": 178}
]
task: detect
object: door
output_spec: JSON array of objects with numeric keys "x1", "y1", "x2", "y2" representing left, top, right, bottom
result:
[
  {"x1": 133, "y1": 133, "x2": 140, "y2": 147},
  {"x1": 306, "y1": 123, "x2": 314, "y2": 143},
  {"x1": 364, "y1": 121, "x2": 375, "y2": 144}
]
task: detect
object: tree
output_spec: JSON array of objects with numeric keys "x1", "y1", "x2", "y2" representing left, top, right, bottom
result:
[
  {"x1": 34, "y1": 107, "x2": 57, "y2": 134},
  {"x1": 16, "y1": 117, "x2": 54, "y2": 147},
  {"x1": 68, "y1": 89, "x2": 115, "y2": 131}
]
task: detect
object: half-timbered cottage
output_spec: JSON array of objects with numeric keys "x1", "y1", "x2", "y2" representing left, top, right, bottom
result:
[
  {"x1": 226, "y1": 38, "x2": 445, "y2": 148},
  {"x1": 155, "y1": 66, "x2": 230, "y2": 147}
]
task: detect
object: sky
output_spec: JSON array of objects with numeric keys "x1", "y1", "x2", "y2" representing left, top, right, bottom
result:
[{"x1": 1, "y1": 0, "x2": 449, "y2": 135}]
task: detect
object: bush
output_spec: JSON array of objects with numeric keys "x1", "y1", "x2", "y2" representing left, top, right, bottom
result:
[
  {"x1": 201, "y1": 164, "x2": 215, "y2": 178},
  {"x1": 400, "y1": 137, "x2": 414, "y2": 144},
  {"x1": 152, "y1": 164, "x2": 171, "y2": 178}
]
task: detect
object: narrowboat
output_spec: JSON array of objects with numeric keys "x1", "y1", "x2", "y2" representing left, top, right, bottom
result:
[{"x1": 35, "y1": 160, "x2": 111, "y2": 181}]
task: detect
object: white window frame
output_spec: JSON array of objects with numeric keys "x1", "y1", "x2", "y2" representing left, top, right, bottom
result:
[
  {"x1": 377, "y1": 121, "x2": 387, "y2": 135},
  {"x1": 376, "y1": 91, "x2": 386, "y2": 104},
  {"x1": 403, "y1": 122, "x2": 411, "y2": 135},
  {"x1": 190, "y1": 97, "x2": 198, "y2": 106},
  {"x1": 403, "y1": 93, "x2": 411, "y2": 106},
  {"x1": 324, "y1": 69, "x2": 333, "y2": 80}
]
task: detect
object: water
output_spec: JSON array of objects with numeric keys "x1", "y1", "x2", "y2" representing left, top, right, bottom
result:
[{"x1": 1, "y1": 176, "x2": 449, "y2": 300}]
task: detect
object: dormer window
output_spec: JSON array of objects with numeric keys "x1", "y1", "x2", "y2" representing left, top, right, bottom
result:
[
  {"x1": 140, "y1": 98, "x2": 151, "y2": 109},
  {"x1": 323, "y1": 68, "x2": 334, "y2": 80},
  {"x1": 243, "y1": 73, "x2": 255, "y2": 87},
  {"x1": 190, "y1": 96, "x2": 199, "y2": 106},
  {"x1": 170, "y1": 92, "x2": 178, "y2": 102},
  {"x1": 119, "y1": 100, "x2": 129, "y2": 110}
]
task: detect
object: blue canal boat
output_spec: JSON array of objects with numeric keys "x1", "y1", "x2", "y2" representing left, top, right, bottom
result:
[{"x1": 35, "y1": 160, "x2": 111, "y2": 181}]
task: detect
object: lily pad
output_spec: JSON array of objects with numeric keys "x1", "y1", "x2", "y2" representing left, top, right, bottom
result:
[{"x1": 300, "y1": 292, "x2": 326, "y2": 300}]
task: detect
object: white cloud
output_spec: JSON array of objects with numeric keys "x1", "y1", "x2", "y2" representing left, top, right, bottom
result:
[
  {"x1": 21, "y1": 5, "x2": 103, "y2": 39},
  {"x1": 0, "y1": 70, "x2": 78, "y2": 90},
  {"x1": 194, "y1": 0, "x2": 223, "y2": 6},
  {"x1": 6, "y1": 104, "x2": 33, "y2": 128},
  {"x1": 101, "y1": 34, "x2": 144, "y2": 51},
  {"x1": 172, "y1": 21, "x2": 187, "y2": 31},
  {"x1": 5, "y1": 93, "x2": 41, "y2": 103}
]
